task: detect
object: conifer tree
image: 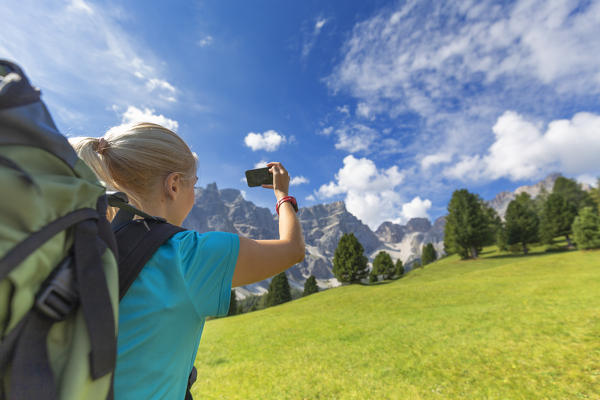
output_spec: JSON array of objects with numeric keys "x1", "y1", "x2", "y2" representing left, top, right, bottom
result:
[
  {"x1": 303, "y1": 275, "x2": 319, "y2": 296},
  {"x1": 572, "y1": 207, "x2": 600, "y2": 250},
  {"x1": 369, "y1": 271, "x2": 378, "y2": 283},
  {"x1": 444, "y1": 189, "x2": 495, "y2": 259},
  {"x1": 589, "y1": 178, "x2": 600, "y2": 213},
  {"x1": 265, "y1": 272, "x2": 292, "y2": 307},
  {"x1": 332, "y1": 233, "x2": 369, "y2": 283},
  {"x1": 540, "y1": 192, "x2": 577, "y2": 246},
  {"x1": 421, "y1": 243, "x2": 437, "y2": 265},
  {"x1": 228, "y1": 290, "x2": 238, "y2": 316},
  {"x1": 496, "y1": 222, "x2": 508, "y2": 251},
  {"x1": 552, "y1": 176, "x2": 595, "y2": 211},
  {"x1": 395, "y1": 258, "x2": 404, "y2": 277},
  {"x1": 372, "y1": 251, "x2": 395, "y2": 280},
  {"x1": 505, "y1": 193, "x2": 539, "y2": 254}
]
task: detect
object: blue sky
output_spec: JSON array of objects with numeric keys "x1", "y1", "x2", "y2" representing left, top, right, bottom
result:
[{"x1": 2, "y1": 0, "x2": 600, "y2": 229}]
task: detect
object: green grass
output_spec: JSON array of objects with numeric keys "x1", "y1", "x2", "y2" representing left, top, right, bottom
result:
[{"x1": 192, "y1": 247, "x2": 600, "y2": 399}]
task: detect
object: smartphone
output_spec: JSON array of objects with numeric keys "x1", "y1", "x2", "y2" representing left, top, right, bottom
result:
[{"x1": 245, "y1": 167, "x2": 273, "y2": 187}]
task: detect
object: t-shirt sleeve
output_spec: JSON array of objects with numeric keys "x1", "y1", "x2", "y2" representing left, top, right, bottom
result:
[{"x1": 173, "y1": 231, "x2": 239, "y2": 318}]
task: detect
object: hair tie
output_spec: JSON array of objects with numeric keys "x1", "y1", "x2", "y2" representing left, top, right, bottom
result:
[{"x1": 96, "y1": 137, "x2": 110, "y2": 155}]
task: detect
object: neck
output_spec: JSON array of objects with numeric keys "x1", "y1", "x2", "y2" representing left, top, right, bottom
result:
[{"x1": 138, "y1": 198, "x2": 180, "y2": 225}]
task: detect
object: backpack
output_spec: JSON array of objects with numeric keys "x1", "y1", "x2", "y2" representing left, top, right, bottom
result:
[
  {"x1": 0, "y1": 60, "x2": 198, "y2": 399},
  {"x1": 0, "y1": 60, "x2": 119, "y2": 399}
]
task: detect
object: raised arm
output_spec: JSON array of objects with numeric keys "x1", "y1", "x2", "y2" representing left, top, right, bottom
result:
[{"x1": 232, "y1": 162, "x2": 305, "y2": 287}]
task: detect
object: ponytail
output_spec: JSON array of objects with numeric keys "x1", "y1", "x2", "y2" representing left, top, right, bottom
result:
[{"x1": 70, "y1": 122, "x2": 197, "y2": 217}]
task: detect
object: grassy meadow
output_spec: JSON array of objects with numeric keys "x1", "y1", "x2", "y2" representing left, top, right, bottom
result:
[{"x1": 192, "y1": 247, "x2": 600, "y2": 399}]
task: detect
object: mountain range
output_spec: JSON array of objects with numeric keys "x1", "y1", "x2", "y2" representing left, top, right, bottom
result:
[
  {"x1": 183, "y1": 174, "x2": 563, "y2": 298},
  {"x1": 183, "y1": 183, "x2": 444, "y2": 298}
]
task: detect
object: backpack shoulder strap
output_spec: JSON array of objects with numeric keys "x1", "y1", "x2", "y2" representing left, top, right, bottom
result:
[{"x1": 115, "y1": 219, "x2": 185, "y2": 300}]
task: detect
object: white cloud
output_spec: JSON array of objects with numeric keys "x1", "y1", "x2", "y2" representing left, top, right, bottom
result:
[
  {"x1": 443, "y1": 155, "x2": 486, "y2": 181},
  {"x1": 0, "y1": 0, "x2": 178, "y2": 123},
  {"x1": 108, "y1": 106, "x2": 179, "y2": 133},
  {"x1": 315, "y1": 18, "x2": 328, "y2": 33},
  {"x1": 306, "y1": 194, "x2": 316, "y2": 202},
  {"x1": 421, "y1": 152, "x2": 453, "y2": 170},
  {"x1": 320, "y1": 126, "x2": 334, "y2": 135},
  {"x1": 254, "y1": 160, "x2": 268, "y2": 168},
  {"x1": 400, "y1": 196, "x2": 432, "y2": 221},
  {"x1": 334, "y1": 124, "x2": 378, "y2": 153},
  {"x1": 68, "y1": 0, "x2": 93, "y2": 14},
  {"x1": 302, "y1": 17, "x2": 329, "y2": 58},
  {"x1": 290, "y1": 176, "x2": 309, "y2": 186},
  {"x1": 444, "y1": 111, "x2": 600, "y2": 182},
  {"x1": 336, "y1": 105, "x2": 350, "y2": 115},
  {"x1": 316, "y1": 155, "x2": 408, "y2": 228},
  {"x1": 328, "y1": 0, "x2": 600, "y2": 111},
  {"x1": 356, "y1": 103, "x2": 373, "y2": 119},
  {"x1": 325, "y1": 0, "x2": 600, "y2": 181},
  {"x1": 198, "y1": 35, "x2": 214, "y2": 47},
  {"x1": 244, "y1": 130, "x2": 287, "y2": 152},
  {"x1": 146, "y1": 78, "x2": 176, "y2": 94}
]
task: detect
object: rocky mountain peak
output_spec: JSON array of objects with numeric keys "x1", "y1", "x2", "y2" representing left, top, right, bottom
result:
[
  {"x1": 205, "y1": 182, "x2": 219, "y2": 192},
  {"x1": 514, "y1": 172, "x2": 560, "y2": 197},
  {"x1": 375, "y1": 222, "x2": 407, "y2": 243},
  {"x1": 488, "y1": 173, "x2": 561, "y2": 219},
  {"x1": 406, "y1": 217, "x2": 432, "y2": 233}
]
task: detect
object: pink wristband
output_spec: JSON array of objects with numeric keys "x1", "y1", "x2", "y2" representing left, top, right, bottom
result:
[{"x1": 276, "y1": 196, "x2": 298, "y2": 215}]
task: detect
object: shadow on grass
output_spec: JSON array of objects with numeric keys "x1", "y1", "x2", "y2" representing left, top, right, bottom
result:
[
  {"x1": 358, "y1": 277, "x2": 406, "y2": 286},
  {"x1": 486, "y1": 248, "x2": 576, "y2": 260}
]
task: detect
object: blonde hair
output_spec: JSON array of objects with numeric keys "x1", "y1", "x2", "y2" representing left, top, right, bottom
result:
[{"x1": 70, "y1": 122, "x2": 197, "y2": 214}]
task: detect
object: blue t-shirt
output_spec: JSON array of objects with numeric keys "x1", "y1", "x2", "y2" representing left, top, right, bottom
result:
[{"x1": 114, "y1": 230, "x2": 239, "y2": 400}]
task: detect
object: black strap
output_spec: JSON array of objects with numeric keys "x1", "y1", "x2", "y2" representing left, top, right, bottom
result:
[
  {"x1": 108, "y1": 195, "x2": 166, "y2": 223},
  {"x1": 0, "y1": 316, "x2": 27, "y2": 374},
  {"x1": 74, "y1": 220, "x2": 116, "y2": 379},
  {"x1": 185, "y1": 366, "x2": 198, "y2": 400},
  {"x1": 8, "y1": 311, "x2": 57, "y2": 400},
  {"x1": 0, "y1": 208, "x2": 99, "y2": 283},
  {"x1": 115, "y1": 220, "x2": 185, "y2": 300}
]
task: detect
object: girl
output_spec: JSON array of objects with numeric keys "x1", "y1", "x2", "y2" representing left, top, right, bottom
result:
[{"x1": 70, "y1": 122, "x2": 305, "y2": 399}]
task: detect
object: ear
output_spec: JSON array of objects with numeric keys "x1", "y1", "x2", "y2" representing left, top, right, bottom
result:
[{"x1": 164, "y1": 172, "x2": 181, "y2": 201}]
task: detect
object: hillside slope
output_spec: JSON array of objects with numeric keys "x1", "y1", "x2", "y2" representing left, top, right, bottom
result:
[{"x1": 192, "y1": 249, "x2": 599, "y2": 399}]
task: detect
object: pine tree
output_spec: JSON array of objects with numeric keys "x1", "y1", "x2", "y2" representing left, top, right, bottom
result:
[
  {"x1": 332, "y1": 233, "x2": 369, "y2": 283},
  {"x1": 572, "y1": 207, "x2": 600, "y2": 250},
  {"x1": 496, "y1": 222, "x2": 508, "y2": 251},
  {"x1": 552, "y1": 176, "x2": 595, "y2": 211},
  {"x1": 505, "y1": 193, "x2": 539, "y2": 254},
  {"x1": 302, "y1": 275, "x2": 319, "y2": 296},
  {"x1": 589, "y1": 178, "x2": 600, "y2": 213},
  {"x1": 369, "y1": 271, "x2": 378, "y2": 283},
  {"x1": 227, "y1": 290, "x2": 238, "y2": 316},
  {"x1": 372, "y1": 251, "x2": 395, "y2": 280},
  {"x1": 421, "y1": 243, "x2": 437, "y2": 266},
  {"x1": 265, "y1": 272, "x2": 292, "y2": 307},
  {"x1": 540, "y1": 192, "x2": 577, "y2": 246},
  {"x1": 394, "y1": 258, "x2": 404, "y2": 277},
  {"x1": 444, "y1": 189, "x2": 495, "y2": 259}
]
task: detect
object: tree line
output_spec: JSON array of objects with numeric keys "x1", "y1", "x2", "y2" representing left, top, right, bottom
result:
[
  {"x1": 227, "y1": 175, "x2": 600, "y2": 316},
  {"x1": 444, "y1": 176, "x2": 600, "y2": 258},
  {"x1": 228, "y1": 272, "x2": 320, "y2": 316}
]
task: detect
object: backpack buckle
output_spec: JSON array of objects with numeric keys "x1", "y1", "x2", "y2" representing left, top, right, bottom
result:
[{"x1": 35, "y1": 256, "x2": 79, "y2": 321}]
